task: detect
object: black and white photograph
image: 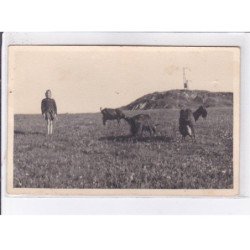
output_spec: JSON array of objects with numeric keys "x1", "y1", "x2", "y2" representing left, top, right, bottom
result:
[{"x1": 7, "y1": 45, "x2": 240, "y2": 196}]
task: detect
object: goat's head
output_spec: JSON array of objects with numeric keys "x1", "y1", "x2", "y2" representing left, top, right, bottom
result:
[
  {"x1": 123, "y1": 115, "x2": 131, "y2": 122},
  {"x1": 198, "y1": 105, "x2": 208, "y2": 119},
  {"x1": 179, "y1": 109, "x2": 185, "y2": 118},
  {"x1": 118, "y1": 110, "x2": 126, "y2": 118}
]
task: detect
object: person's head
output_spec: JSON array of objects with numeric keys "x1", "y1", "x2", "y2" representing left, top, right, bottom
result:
[{"x1": 45, "y1": 89, "x2": 52, "y2": 98}]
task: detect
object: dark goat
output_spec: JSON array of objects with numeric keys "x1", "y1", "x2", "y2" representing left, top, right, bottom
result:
[
  {"x1": 124, "y1": 114, "x2": 157, "y2": 136},
  {"x1": 100, "y1": 107, "x2": 125, "y2": 125},
  {"x1": 179, "y1": 105, "x2": 207, "y2": 141}
]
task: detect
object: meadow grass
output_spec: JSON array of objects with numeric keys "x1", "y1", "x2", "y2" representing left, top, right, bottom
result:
[{"x1": 14, "y1": 108, "x2": 233, "y2": 189}]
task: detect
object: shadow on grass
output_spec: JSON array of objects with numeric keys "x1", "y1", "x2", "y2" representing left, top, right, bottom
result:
[
  {"x1": 14, "y1": 130, "x2": 43, "y2": 135},
  {"x1": 99, "y1": 134, "x2": 173, "y2": 143}
]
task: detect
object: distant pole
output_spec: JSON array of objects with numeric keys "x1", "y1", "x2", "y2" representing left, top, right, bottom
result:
[{"x1": 183, "y1": 67, "x2": 189, "y2": 90}]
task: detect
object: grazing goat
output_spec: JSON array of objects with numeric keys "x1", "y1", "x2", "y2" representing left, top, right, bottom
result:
[
  {"x1": 124, "y1": 114, "x2": 157, "y2": 136},
  {"x1": 100, "y1": 107, "x2": 125, "y2": 125},
  {"x1": 179, "y1": 105, "x2": 207, "y2": 141}
]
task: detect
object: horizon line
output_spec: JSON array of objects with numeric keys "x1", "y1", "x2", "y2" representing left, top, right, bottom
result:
[{"x1": 14, "y1": 88, "x2": 234, "y2": 115}]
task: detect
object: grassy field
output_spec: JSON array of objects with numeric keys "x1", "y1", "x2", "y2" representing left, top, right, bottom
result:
[{"x1": 14, "y1": 107, "x2": 233, "y2": 189}]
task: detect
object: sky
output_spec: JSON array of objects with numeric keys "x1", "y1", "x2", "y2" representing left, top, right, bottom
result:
[{"x1": 9, "y1": 46, "x2": 240, "y2": 114}]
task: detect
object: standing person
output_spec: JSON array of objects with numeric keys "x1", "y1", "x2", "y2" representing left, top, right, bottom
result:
[{"x1": 41, "y1": 89, "x2": 57, "y2": 135}]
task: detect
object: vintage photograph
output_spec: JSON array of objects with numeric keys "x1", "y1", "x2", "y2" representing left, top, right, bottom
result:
[{"x1": 7, "y1": 46, "x2": 240, "y2": 195}]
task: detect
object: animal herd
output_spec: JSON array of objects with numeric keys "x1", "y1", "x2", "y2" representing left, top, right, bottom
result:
[{"x1": 100, "y1": 106, "x2": 208, "y2": 141}]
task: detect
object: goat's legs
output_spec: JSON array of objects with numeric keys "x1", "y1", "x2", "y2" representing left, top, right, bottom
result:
[
  {"x1": 149, "y1": 126, "x2": 156, "y2": 136},
  {"x1": 191, "y1": 127, "x2": 196, "y2": 142},
  {"x1": 138, "y1": 125, "x2": 143, "y2": 137},
  {"x1": 103, "y1": 118, "x2": 106, "y2": 126},
  {"x1": 188, "y1": 134, "x2": 196, "y2": 142},
  {"x1": 192, "y1": 135, "x2": 196, "y2": 143},
  {"x1": 152, "y1": 126, "x2": 156, "y2": 135},
  {"x1": 148, "y1": 127, "x2": 153, "y2": 136}
]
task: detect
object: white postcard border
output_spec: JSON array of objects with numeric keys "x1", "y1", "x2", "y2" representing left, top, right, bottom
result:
[{"x1": 1, "y1": 32, "x2": 250, "y2": 214}]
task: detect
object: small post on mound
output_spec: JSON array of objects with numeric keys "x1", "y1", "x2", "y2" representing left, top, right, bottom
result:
[{"x1": 183, "y1": 67, "x2": 189, "y2": 90}]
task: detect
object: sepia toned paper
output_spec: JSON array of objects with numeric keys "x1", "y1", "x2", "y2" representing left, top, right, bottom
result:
[{"x1": 7, "y1": 46, "x2": 240, "y2": 196}]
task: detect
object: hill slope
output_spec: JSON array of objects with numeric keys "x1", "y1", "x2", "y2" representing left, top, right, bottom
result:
[{"x1": 122, "y1": 89, "x2": 233, "y2": 110}]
